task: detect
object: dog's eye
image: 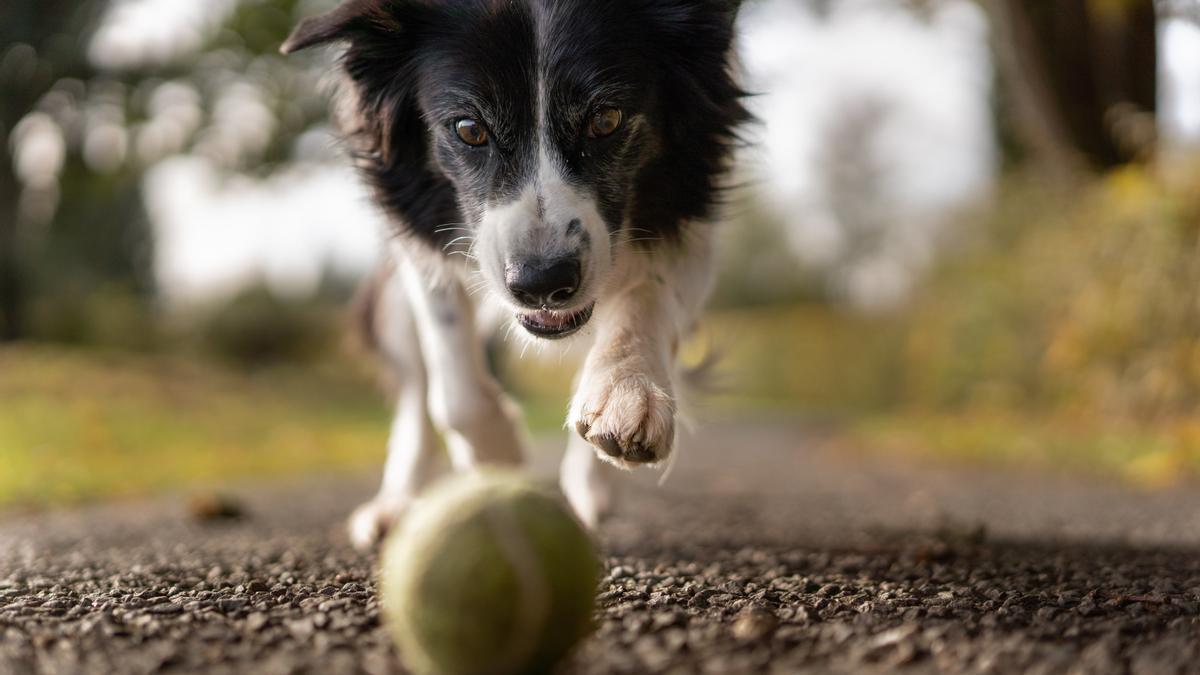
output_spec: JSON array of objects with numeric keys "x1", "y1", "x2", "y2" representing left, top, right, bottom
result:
[
  {"x1": 455, "y1": 119, "x2": 489, "y2": 147},
  {"x1": 587, "y1": 107, "x2": 623, "y2": 139}
]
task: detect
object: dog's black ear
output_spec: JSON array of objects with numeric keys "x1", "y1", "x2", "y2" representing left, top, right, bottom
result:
[
  {"x1": 709, "y1": 0, "x2": 744, "y2": 25},
  {"x1": 281, "y1": 0, "x2": 385, "y2": 55},
  {"x1": 713, "y1": 0, "x2": 744, "y2": 14}
]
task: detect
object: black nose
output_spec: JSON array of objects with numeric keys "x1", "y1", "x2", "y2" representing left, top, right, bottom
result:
[{"x1": 505, "y1": 258, "x2": 581, "y2": 309}]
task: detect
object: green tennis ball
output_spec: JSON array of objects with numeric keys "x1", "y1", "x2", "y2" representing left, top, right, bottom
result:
[{"x1": 380, "y1": 470, "x2": 601, "y2": 675}]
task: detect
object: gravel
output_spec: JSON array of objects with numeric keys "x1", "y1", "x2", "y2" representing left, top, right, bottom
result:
[{"x1": 2, "y1": 420, "x2": 1200, "y2": 674}]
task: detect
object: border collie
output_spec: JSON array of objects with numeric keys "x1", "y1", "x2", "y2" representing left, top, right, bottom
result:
[{"x1": 283, "y1": 0, "x2": 748, "y2": 549}]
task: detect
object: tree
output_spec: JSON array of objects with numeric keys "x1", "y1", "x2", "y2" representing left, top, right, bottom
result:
[
  {"x1": 984, "y1": 0, "x2": 1158, "y2": 172},
  {"x1": 0, "y1": 1, "x2": 109, "y2": 340},
  {"x1": 0, "y1": 0, "x2": 335, "y2": 342}
]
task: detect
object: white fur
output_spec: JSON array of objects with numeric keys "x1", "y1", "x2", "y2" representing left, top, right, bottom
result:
[
  {"x1": 559, "y1": 431, "x2": 616, "y2": 529},
  {"x1": 348, "y1": 271, "x2": 437, "y2": 549},
  {"x1": 569, "y1": 227, "x2": 717, "y2": 468},
  {"x1": 474, "y1": 147, "x2": 611, "y2": 318},
  {"x1": 348, "y1": 244, "x2": 526, "y2": 550},
  {"x1": 347, "y1": 58, "x2": 719, "y2": 547},
  {"x1": 349, "y1": 226, "x2": 717, "y2": 549}
]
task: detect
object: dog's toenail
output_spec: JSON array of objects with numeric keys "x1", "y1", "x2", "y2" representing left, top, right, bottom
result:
[
  {"x1": 575, "y1": 420, "x2": 591, "y2": 438},
  {"x1": 626, "y1": 443, "x2": 655, "y2": 463}
]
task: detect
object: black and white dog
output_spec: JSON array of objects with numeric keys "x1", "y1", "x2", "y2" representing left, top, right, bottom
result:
[{"x1": 283, "y1": 0, "x2": 748, "y2": 549}]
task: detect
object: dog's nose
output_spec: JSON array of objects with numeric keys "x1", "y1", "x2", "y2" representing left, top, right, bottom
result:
[{"x1": 505, "y1": 258, "x2": 581, "y2": 309}]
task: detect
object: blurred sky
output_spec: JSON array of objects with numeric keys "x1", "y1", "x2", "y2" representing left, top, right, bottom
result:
[{"x1": 84, "y1": 0, "x2": 1200, "y2": 307}]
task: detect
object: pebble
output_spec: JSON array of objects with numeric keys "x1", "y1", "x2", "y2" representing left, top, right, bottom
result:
[
  {"x1": 3, "y1": 453, "x2": 1200, "y2": 675},
  {"x1": 731, "y1": 608, "x2": 779, "y2": 642}
]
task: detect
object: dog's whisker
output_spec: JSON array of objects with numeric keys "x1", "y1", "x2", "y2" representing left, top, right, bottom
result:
[
  {"x1": 501, "y1": 320, "x2": 519, "y2": 345},
  {"x1": 442, "y1": 235, "x2": 476, "y2": 252}
]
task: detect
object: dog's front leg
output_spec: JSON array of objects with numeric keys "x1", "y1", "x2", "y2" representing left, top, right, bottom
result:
[
  {"x1": 348, "y1": 266, "x2": 440, "y2": 550},
  {"x1": 569, "y1": 233, "x2": 716, "y2": 468},
  {"x1": 349, "y1": 253, "x2": 525, "y2": 550},
  {"x1": 399, "y1": 251, "x2": 525, "y2": 471}
]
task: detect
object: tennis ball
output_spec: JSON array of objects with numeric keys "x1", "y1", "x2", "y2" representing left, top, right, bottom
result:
[{"x1": 380, "y1": 470, "x2": 601, "y2": 675}]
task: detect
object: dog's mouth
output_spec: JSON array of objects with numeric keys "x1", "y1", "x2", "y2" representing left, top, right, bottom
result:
[{"x1": 517, "y1": 302, "x2": 595, "y2": 339}]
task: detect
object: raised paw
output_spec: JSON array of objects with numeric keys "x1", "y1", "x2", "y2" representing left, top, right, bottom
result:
[
  {"x1": 347, "y1": 496, "x2": 410, "y2": 551},
  {"x1": 570, "y1": 371, "x2": 675, "y2": 468}
]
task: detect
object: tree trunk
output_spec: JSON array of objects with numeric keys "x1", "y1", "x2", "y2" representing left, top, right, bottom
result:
[
  {"x1": 0, "y1": 154, "x2": 23, "y2": 342},
  {"x1": 986, "y1": 0, "x2": 1158, "y2": 171}
]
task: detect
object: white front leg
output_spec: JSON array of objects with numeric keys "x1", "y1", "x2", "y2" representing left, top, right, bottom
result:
[
  {"x1": 569, "y1": 230, "x2": 716, "y2": 468},
  {"x1": 560, "y1": 429, "x2": 615, "y2": 528},
  {"x1": 398, "y1": 253, "x2": 525, "y2": 470},
  {"x1": 348, "y1": 267, "x2": 439, "y2": 550}
]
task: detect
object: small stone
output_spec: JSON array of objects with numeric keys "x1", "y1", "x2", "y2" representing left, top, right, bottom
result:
[
  {"x1": 187, "y1": 493, "x2": 245, "y2": 522},
  {"x1": 245, "y1": 612, "x2": 269, "y2": 632},
  {"x1": 652, "y1": 611, "x2": 683, "y2": 630},
  {"x1": 731, "y1": 608, "x2": 778, "y2": 642},
  {"x1": 217, "y1": 599, "x2": 247, "y2": 613},
  {"x1": 148, "y1": 603, "x2": 183, "y2": 615},
  {"x1": 287, "y1": 617, "x2": 315, "y2": 641}
]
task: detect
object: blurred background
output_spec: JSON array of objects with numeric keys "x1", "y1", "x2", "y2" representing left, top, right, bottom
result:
[{"x1": 2, "y1": 0, "x2": 1199, "y2": 508}]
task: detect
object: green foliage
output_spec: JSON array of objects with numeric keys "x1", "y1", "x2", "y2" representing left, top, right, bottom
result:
[
  {"x1": 900, "y1": 163, "x2": 1200, "y2": 421},
  {"x1": 3, "y1": 0, "x2": 341, "y2": 343},
  {"x1": 29, "y1": 284, "x2": 162, "y2": 350},
  {"x1": 844, "y1": 161, "x2": 1200, "y2": 486},
  {"x1": 195, "y1": 285, "x2": 339, "y2": 366}
]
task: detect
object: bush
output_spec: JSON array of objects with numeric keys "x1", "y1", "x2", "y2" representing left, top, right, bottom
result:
[
  {"x1": 29, "y1": 284, "x2": 163, "y2": 351},
  {"x1": 195, "y1": 286, "x2": 338, "y2": 366},
  {"x1": 899, "y1": 161, "x2": 1200, "y2": 422}
]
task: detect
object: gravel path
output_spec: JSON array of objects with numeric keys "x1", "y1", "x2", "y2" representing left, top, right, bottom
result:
[{"x1": 3, "y1": 420, "x2": 1200, "y2": 674}]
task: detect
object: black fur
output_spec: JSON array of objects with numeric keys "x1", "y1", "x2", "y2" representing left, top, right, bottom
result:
[{"x1": 285, "y1": 0, "x2": 749, "y2": 252}]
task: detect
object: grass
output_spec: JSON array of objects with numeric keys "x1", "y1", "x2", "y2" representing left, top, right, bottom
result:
[
  {"x1": 0, "y1": 345, "x2": 394, "y2": 508},
  {"x1": 5, "y1": 297, "x2": 1199, "y2": 510},
  {"x1": 850, "y1": 413, "x2": 1200, "y2": 489},
  {"x1": 3, "y1": 305, "x2": 873, "y2": 510}
]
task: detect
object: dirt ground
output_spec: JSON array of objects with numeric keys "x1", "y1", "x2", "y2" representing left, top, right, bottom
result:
[{"x1": 3, "y1": 420, "x2": 1200, "y2": 674}]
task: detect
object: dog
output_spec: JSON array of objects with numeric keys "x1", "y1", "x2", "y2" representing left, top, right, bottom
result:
[{"x1": 282, "y1": 0, "x2": 749, "y2": 549}]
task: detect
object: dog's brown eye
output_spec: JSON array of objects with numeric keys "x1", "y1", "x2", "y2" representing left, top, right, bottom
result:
[
  {"x1": 455, "y1": 119, "x2": 489, "y2": 146},
  {"x1": 588, "y1": 107, "x2": 623, "y2": 139}
]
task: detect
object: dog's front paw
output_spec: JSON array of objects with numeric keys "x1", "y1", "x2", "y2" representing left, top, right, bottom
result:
[
  {"x1": 347, "y1": 497, "x2": 409, "y2": 551},
  {"x1": 570, "y1": 371, "x2": 675, "y2": 467}
]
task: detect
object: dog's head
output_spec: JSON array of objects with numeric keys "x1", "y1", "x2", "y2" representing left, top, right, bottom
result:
[{"x1": 285, "y1": 0, "x2": 746, "y2": 339}]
